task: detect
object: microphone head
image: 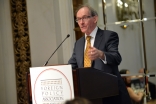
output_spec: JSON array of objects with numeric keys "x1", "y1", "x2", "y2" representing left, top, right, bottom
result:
[{"x1": 67, "y1": 34, "x2": 70, "y2": 38}]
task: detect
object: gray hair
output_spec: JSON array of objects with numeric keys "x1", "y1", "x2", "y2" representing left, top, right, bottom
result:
[{"x1": 75, "y1": 4, "x2": 98, "y2": 17}]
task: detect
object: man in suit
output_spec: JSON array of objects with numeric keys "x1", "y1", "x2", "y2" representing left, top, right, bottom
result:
[{"x1": 68, "y1": 4, "x2": 132, "y2": 104}]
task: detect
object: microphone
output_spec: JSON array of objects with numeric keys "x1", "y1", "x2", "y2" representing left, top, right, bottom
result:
[{"x1": 43, "y1": 34, "x2": 70, "y2": 66}]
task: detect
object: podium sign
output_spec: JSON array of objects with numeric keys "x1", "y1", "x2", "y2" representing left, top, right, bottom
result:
[{"x1": 30, "y1": 65, "x2": 74, "y2": 104}]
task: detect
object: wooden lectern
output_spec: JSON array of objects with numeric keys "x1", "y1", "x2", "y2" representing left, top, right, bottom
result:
[
  {"x1": 27, "y1": 67, "x2": 118, "y2": 104},
  {"x1": 72, "y1": 67, "x2": 119, "y2": 104}
]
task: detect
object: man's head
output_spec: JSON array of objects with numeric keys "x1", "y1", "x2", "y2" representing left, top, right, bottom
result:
[
  {"x1": 139, "y1": 68, "x2": 149, "y2": 74},
  {"x1": 75, "y1": 5, "x2": 98, "y2": 35},
  {"x1": 120, "y1": 69, "x2": 132, "y2": 86},
  {"x1": 65, "y1": 97, "x2": 92, "y2": 104}
]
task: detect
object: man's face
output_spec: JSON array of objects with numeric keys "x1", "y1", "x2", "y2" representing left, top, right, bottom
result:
[{"x1": 76, "y1": 7, "x2": 98, "y2": 35}]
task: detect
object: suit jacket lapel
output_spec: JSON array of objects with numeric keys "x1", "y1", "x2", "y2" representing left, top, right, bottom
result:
[{"x1": 94, "y1": 28, "x2": 103, "y2": 48}]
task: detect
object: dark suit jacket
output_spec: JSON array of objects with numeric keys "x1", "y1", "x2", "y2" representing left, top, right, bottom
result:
[{"x1": 68, "y1": 28, "x2": 132, "y2": 104}]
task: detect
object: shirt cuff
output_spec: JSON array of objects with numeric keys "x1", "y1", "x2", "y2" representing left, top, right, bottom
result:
[{"x1": 100, "y1": 55, "x2": 107, "y2": 64}]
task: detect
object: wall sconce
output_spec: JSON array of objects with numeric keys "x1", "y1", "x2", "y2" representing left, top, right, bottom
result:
[
  {"x1": 120, "y1": 25, "x2": 129, "y2": 29},
  {"x1": 116, "y1": 0, "x2": 140, "y2": 30}
]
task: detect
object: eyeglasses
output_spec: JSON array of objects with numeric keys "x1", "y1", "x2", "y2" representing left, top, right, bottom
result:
[{"x1": 75, "y1": 16, "x2": 92, "y2": 23}]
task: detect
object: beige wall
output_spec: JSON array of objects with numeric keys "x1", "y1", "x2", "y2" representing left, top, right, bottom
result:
[
  {"x1": 0, "y1": 0, "x2": 17, "y2": 103},
  {"x1": 0, "y1": 0, "x2": 156, "y2": 104},
  {"x1": 27, "y1": 0, "x2": 75, "y2": 67}
]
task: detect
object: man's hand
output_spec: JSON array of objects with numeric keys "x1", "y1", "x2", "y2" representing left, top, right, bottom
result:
[{"x1": 88, "y1": 46, "x2": 104, "y2": 60}]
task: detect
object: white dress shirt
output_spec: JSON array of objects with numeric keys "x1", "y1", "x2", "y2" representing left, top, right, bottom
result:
[{"x1": 84, "y1": 26, "x2": 107, "y2": 64}]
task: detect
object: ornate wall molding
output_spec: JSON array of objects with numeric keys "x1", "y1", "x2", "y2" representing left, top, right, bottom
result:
[{"x1": 10, "y1": 0, "x2": 31, "y2": 104}]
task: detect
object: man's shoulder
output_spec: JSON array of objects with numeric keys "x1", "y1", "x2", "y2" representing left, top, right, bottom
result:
[
  {"x1": 97, "y1": 28, "x2": 117, "y2": 34},
  {"x1": 97, "y1": 28, "x2": 118, "y2": 38},
  {"x1": 76, "y1": 35, "x2": 85, "y2": 42},
  {"x1": 73, "y1": 36, "x2": 85, "y2": 47},
  {"x1": 102, "y1": 29, "x2": 117, "y2": 34}
]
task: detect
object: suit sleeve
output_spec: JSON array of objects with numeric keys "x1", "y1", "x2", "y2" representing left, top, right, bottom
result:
[
  {"x1": 104, "y1": 32, "x2": 122, "y2": 65},
  {"x1": 68, "y1": 42, "x2": 78, "y2": 69}
]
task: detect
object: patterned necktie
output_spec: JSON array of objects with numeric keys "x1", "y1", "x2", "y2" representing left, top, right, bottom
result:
[{"x1": 84, "y1": 36, "x2": 91, "y2": 67}]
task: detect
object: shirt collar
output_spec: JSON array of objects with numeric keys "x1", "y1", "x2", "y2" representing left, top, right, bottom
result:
[{"x1": 85, "y1": 26, "x2": 98, "y2": 39}]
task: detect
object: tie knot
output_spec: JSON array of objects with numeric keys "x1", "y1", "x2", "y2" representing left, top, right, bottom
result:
[{"x1": 86, "y1": 36, "x2": 91, "y2": 41}]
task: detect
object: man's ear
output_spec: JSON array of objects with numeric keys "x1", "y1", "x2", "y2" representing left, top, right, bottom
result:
[{"x1": 94, "y1": 16, "x2": 98, "y2": 23}]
